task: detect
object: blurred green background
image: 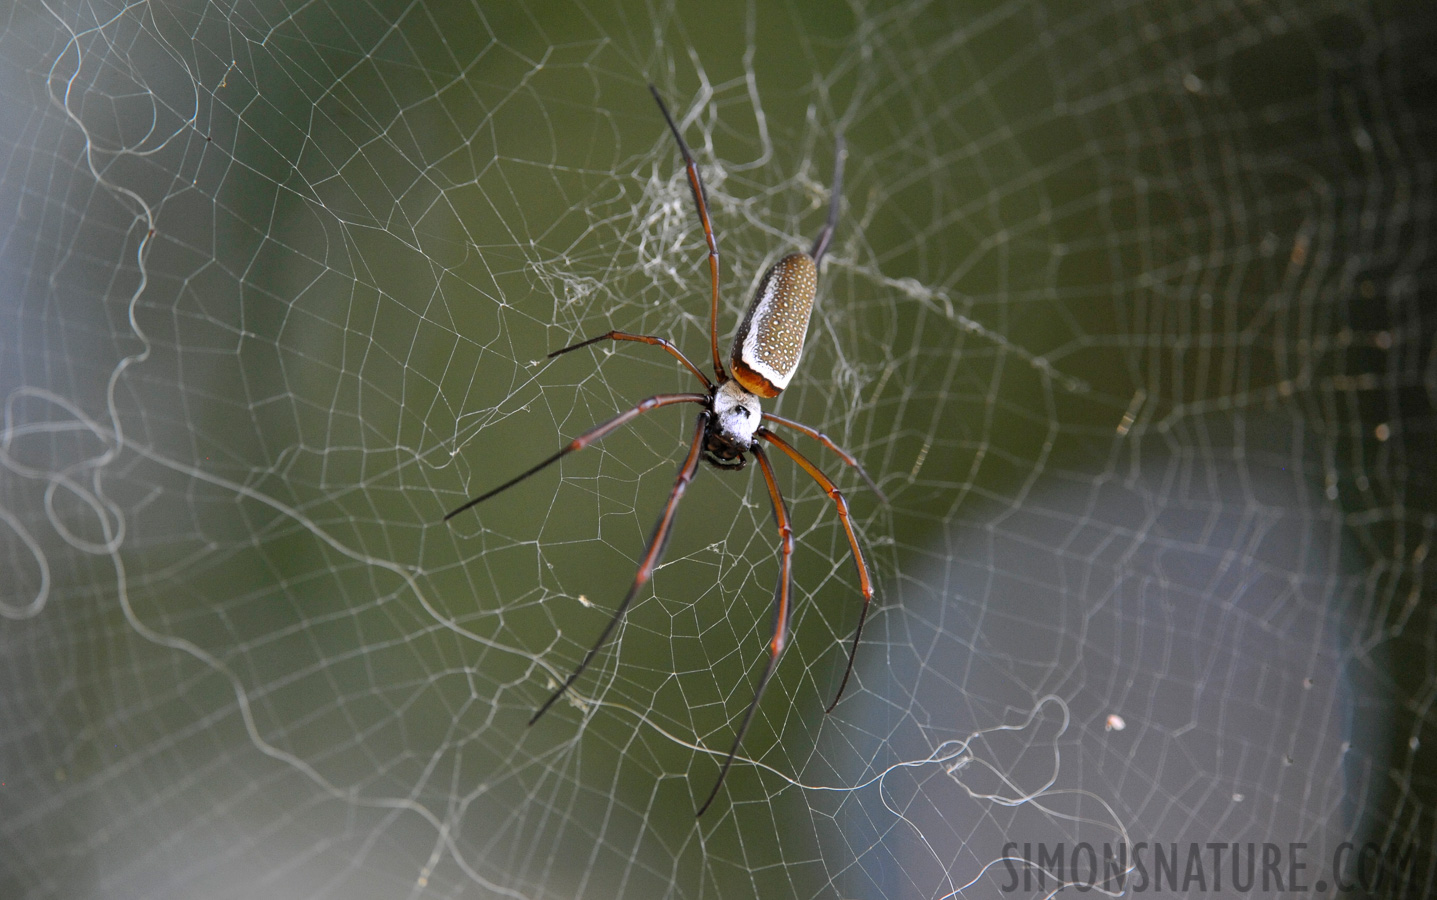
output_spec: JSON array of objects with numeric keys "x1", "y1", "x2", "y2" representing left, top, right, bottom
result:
[{"x1": 2, "y1": 0, "x2": 1434, "y2": 897}]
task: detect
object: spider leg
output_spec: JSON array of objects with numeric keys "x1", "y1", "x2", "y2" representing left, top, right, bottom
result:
[
  {"x1": 550, "y1": 330, "x2": 713, "y2": 391},
  {"x1": 442, "y1": 393, "x2": 706, "y2": 522},
  {"x1": 696, "y1": 443, "x2": 793, "y2": 817},
  {"x1": 809, "y1": 134, "x2": 846, "y2": 266},
  {"x1": 529, "y1": 411, "x2": 710, "y2": 726},
  {"x1": 759, "y1": 430, "x2": 873, "y2": 713},
  {"x1": 760, "y1": 412, "x2": 886, "y2": 503},
  {"x1": 650, "y1": 85, "x2": 725, "y2": 384}
]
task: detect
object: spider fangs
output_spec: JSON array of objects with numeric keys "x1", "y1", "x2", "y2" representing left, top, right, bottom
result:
[{"x1": 445, "y1": 86, "x2": 884, "y2": 816}]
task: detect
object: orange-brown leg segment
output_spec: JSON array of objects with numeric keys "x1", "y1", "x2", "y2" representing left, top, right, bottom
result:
[
  {"x1": 696, "y1": 443, "x2": 793, "y2": 817},
  {"x1": 760, "y1": 412, "x2": 886, "y2": 502},
  {"x1": 650, "y1": 85, "x2": 725, "y2": 385},
  {"x1": 809, "y1": 134, "x2": 845, "y2": 266},
  {"x1": 550, "y1": 330, "x2": 713, "y2": 391},
  {"x1": 528, "y1": 411, "x2": 709, "y2": 727},
  {"x1": 443, "y1": 393, "x2": 706, "y2": 523},
  {"x1": 759, "y1": 429, "x2": 873, "y2": 712}
]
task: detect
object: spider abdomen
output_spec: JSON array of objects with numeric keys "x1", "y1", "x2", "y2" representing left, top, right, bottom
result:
[{"x1": 729, "y1": 252, "x2": 817, "y2": 398}]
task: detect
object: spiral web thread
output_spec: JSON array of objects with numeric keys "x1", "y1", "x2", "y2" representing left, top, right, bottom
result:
[{"x1": 1, "y1": 1, "x2": 1434, "y2": 897}]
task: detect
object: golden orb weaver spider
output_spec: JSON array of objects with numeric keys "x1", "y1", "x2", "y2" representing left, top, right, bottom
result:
[{"x1": 446, "y1": 86, "x2": 883, "y2": 816}]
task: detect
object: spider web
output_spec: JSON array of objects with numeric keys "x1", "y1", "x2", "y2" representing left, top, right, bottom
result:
[{"x1": 2, "y1": 0, "x2": 1435, "y2": 897}]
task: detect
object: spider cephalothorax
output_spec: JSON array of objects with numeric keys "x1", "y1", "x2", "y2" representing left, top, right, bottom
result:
[
  {"x1": 445, "y1": 86, "x2": 883, "y2": 816},
  {"x1": 703, "y1": 379, "x2": 762, "y2": 468}
]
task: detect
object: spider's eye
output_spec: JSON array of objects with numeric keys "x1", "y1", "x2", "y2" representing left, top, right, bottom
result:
[{"x1": 736, "y1": 406, "x2": 750, "y2": 418}]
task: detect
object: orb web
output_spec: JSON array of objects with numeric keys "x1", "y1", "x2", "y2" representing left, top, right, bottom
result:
[{"x1": 1, "y1": 1, "x2": 1434, "y2": 897}]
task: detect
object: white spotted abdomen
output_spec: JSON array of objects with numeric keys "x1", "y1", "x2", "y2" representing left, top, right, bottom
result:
[{"x1": 728, "y1": 252, "x2": 817, "y2": 398}]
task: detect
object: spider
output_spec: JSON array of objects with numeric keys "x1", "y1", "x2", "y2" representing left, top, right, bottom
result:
[{"x1": 446, "y1": 86, "x2": 883, "y2": 816}]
